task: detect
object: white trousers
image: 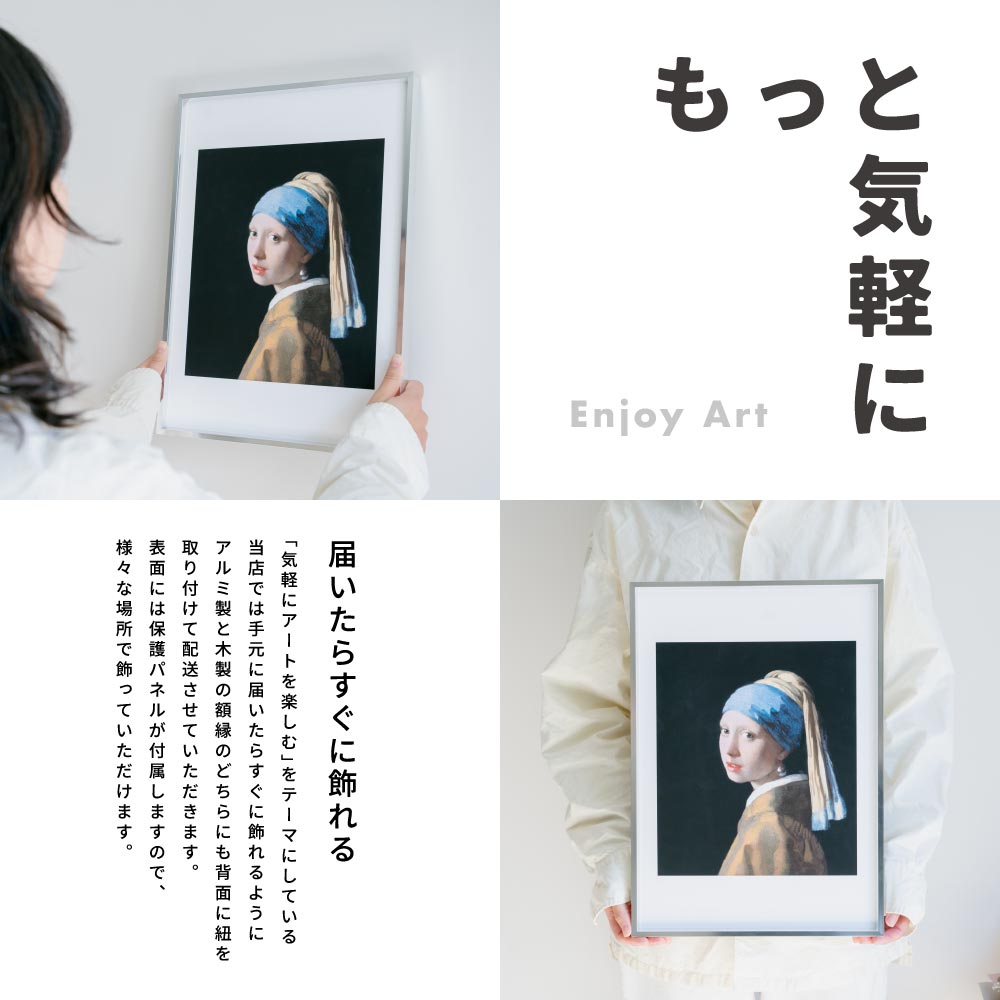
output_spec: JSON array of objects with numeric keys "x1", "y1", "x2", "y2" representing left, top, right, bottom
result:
[{"x1": 620, "y1": 964, "x2": 888, "y2": 1000}]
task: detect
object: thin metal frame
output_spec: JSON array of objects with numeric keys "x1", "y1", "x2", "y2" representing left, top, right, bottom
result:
[
  {"x1": 158, "y1": 72, "x2": 416, "y2": 451},
  {"x1": 628, "y1": 579, "x2": 884, "y2": 937}
]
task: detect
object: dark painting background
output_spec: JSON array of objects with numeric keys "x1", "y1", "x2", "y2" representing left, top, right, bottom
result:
[
  {"x1": 654, "y1": 641, "x2": 857, "y2": 876},
  {"x1": 183, "y1": 138, "x2": 385, "y2": 388}
]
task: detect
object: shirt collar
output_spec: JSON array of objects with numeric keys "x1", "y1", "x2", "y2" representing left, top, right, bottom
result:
[
  {"x1": 746, "y1": 772, "x2": 808, "y2": 807},
  {"x1": 698, "y1": 500, "x2": 764, "y2": 523},
  {"x1": 267, "y1": 276, "x2": 329, "y2": 311}
]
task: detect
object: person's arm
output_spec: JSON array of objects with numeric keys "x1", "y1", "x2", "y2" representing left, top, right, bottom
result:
[
  {"x1": 82, "y1": 344, "x2": 427, "y2": 499},
  {"x1": 80, "y1": 342, "x2": 166, "y2": 444},
  {"x1": 879, "y1": 501, "x2": 955, "y2": 927},
  {"x1": 540, "y1": 503, "x2": 633, "y2": 921},
  {"x1": 313, "y1": 355, "x2": 428, "y2": 500}
]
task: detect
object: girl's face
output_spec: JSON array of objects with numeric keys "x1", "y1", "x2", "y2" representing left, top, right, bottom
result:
[
  {"x1": 718, "y1": 709, "x2": 788, "y2": 787},
  {"x1": 247, "y1": 213, "x2": 311, "y2": 290},
  {"x1": 16, "y1": 173, "x2": 68, "y2": 292}
]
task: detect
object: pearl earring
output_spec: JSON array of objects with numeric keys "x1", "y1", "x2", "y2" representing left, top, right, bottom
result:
[
  {"x1": 298, "y1": 265, "x2": 309, "y2": 280},
  {"x1": 776, "y1": 761, "x2": 787, "y2": 777}
]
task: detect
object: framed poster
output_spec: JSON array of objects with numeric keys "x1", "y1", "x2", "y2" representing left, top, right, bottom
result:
[
  {"x1": 159, "y1": 73, "x2": 413, "y2": 449},
  {"x1": 630, "y1": 580, "x2": 883, "y2": 936}
]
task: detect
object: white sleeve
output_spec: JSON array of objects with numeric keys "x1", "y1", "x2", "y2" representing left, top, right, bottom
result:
[
  {"x1": 82, "y1": 367, "x2": 162, "y2": 444},
  {"x1": 313, "y1": 402, "x2": 429, "y2": 500},
  {"x1": 881, "y1": 501, "x2": 955, "y2": 925},
  {"x1": 540, "y1": 502, "x2": 632, "y2": 921},
  {"x1": 76, "y1": 370, "x2": 428, "y2": 499},
  {"x1": 19, "y1": 431, "x2": 218, "y2": 499}
]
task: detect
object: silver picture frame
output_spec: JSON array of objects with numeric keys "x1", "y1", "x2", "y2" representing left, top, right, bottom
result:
[
  {"x1": 158, "y1": 72, "x2": 415, "y2": 450},
  {"x1": 629, "y1": 579, "x2": 884, "y2": 936}
]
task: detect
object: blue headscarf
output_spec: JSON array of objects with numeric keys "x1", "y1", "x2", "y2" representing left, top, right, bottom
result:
[
  {"x1": 254, "y1": 185, "x2": 329, "y2": 255},
  {"x1": 252, "y1": 175, "x2": 366, "y2": 340},
  {"x1": 723, "y1": 682, "x2": 803, "y2": 752},
  {"x1": 722, "y1": 671, "x2": 846, "y2": 831}
]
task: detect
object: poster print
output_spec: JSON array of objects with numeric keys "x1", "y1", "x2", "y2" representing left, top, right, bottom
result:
[
  {"x1": 655, "y1": 641, "x2": 856, "y2": 879},
  {"x1": 630, "y1": 581, "x2": 883, "y2": 936},
  {"x1": 160, "y1": 74, "x2": 412, "y2": 448},
  {"x1": 183, "y1": 141, "x2": 384, "y2": 390}
]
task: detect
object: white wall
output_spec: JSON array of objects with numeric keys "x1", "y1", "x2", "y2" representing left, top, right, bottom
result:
[
  {"x1": 501, "y1": 501, "x2": 1000, "y2": 1000},
  {"x1": 4, "y1": 0, "x2": 497, "y2": 498}
]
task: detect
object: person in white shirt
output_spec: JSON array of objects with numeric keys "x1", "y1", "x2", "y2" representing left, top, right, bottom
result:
[
  {"x1": 541, "y1": 501, "x2": 954, "y2": 999},
  {"x1": 0, "y1": 26, "x2": 427, "y2": 500}
]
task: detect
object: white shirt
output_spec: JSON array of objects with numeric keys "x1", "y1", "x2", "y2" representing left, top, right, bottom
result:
[
  {"x1": 540, "y1": 501, "x2": 954, "y2": 992},
  {"x1": 745, "y1": 772, "x2": 808, "y2": 808},
  {"x1": 0, "y1": 367, "x2": 428, "y2": 499},
  {"x1": 267, "y1": 276, "x2": 329, "y2": 311}
]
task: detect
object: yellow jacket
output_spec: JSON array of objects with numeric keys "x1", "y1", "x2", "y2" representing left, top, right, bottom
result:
[{"x1": 718, "y1": 777, "x2": 827, "y2": 876}]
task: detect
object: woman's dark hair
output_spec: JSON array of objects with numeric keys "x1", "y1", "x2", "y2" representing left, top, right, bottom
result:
[{"x1": 0, "y1": 27, "x2": 96, "y2": 435}]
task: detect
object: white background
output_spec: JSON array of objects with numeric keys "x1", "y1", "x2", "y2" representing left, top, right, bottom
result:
[
  {"x1": 501, "y1": 501, "x2": 1000, "y2": 1000},
  {"x1": 500, "y1": 0, "x2": 1000, "y2": 497},
  {"x1": 4, "y1": 0, "x2": 497, "y2": 498},
  {"x1": 0, "y1": 502, "x2": 499, "y2": 998}
]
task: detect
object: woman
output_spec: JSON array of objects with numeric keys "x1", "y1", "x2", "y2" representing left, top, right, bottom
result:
[
  {"x1": 717, "y1": 669, "x2": 845, "y2": 877},
  {"x1": 0, "y1": 28, "x2": 427, "y2": 499},
  {"x1": 240, "y1": 171, "x2": 364, "y2": 386}
]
